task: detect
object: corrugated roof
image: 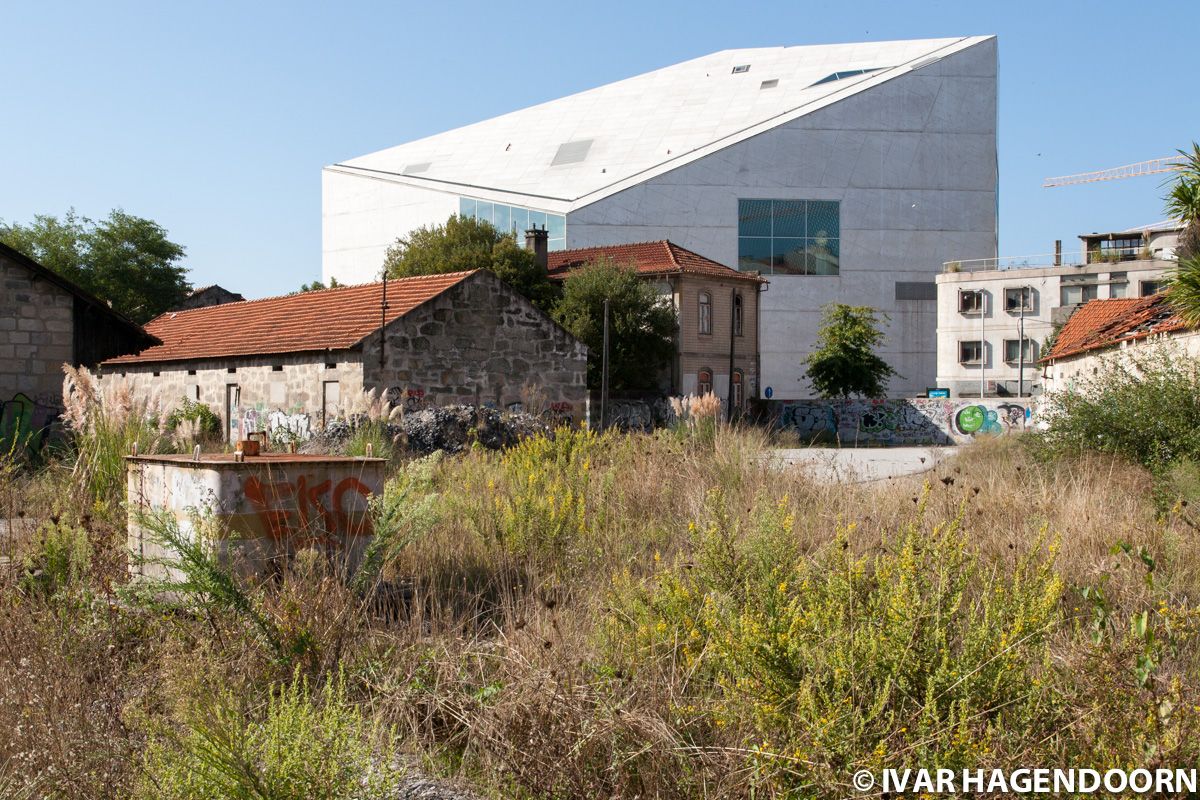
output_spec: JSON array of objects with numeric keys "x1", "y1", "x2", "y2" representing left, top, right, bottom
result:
[
  {"x1": 546, "y1": 240, "x2": 767, "y2": 284},
  {"x1": 105, "y1": 271, "x2": 476, "y2": 365},
  {"x1": 327, "y1": 37, "x2": 993, "y2": 211},
  {"x1": 1045, "y1": 294, "x2": 1191, "y2": 362}
]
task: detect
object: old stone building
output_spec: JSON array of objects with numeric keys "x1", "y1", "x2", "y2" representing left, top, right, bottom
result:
[
  {"x1": 103, "y1": 270, "x2": 588, "y2": 442},
  {"x1": 1, "y1": 240, "x2": 156, "y2": 445},
  {"x1": 547, "y1": 241, "x2": 766, "y2": 410},
  {"x1": 173, "y1": 284, "x2": 245, "y2": 310}
]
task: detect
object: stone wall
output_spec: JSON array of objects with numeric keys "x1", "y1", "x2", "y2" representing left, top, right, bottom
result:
[
  {"x1": 765, "y1": 397, "x2": 1035, "y2": 445},
  {"x1": 0, "y1": 250, "x2": 75, "y2": 406},
  {"x1": 110, "y1": 354, "x2": 365, "y2": 444},
  {"x1": 362, "y1": 271, "x2": 588, "y2": 424}
]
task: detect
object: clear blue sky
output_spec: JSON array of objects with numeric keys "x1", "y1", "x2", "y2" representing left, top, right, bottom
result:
[{"x1": 2, "y1": 1, "x2": 1196, "y2": 299}]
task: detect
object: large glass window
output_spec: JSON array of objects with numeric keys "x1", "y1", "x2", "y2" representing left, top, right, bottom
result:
[
  {"x1": 1060, "y1": 276, "x2": 1098, "y2": 307},
  {"x1": 738, "y1": 199, "x2": 840, "y2": 275},
  {"x1": 459, "y1": 196, "x2": 566, "y2": 251},
  {"x1": 1003, "y1": 338, "x2": 1037, "y2": 363}
]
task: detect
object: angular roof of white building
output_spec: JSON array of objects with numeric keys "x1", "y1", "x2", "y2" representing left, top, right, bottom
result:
[{"x1": 327, "y1": 36, "x2": 993, "y2": 212}]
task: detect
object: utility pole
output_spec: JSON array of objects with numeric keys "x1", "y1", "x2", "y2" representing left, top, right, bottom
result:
[
  {"x1": 727, "y1": 288, "x2": 737, "y2": 422},
  {"x1": 979, "y1": 290, "x2": 987, "y2": 399},
  {"x1": 600, "y1": 298, "x2": 610, "y2": 431}
]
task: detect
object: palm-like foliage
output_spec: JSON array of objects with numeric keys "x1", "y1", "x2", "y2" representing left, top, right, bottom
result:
[{"x1": 1164, "y1": 143, "x2": 1200, "y2": 321}]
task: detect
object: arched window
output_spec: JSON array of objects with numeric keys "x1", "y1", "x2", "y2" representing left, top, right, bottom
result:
[
  {"x1": 697, "y1": 368, "x2": 713, "y2": 396},
  {"x1": 698, "y1": 291, "x2": 712, "y2": 335},
  {"x1": 732, "y1": 370, "x2": 744, "y2": 409},
  {"x1": 733, "y1": 293, "x2": 744, "y2": 337}
]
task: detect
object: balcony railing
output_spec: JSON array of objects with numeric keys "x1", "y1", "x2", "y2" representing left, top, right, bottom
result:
[{"x1": 943, "y1": 252, "x2": 1085, "y2": 273}]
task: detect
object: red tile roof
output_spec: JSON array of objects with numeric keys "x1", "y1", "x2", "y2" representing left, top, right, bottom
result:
[
  {"x1": 547, "y1": 241, "x2": 766, "y2": 284},
  {"x1": 1044, "y1": 294, "x2": 1191, "y2": 361},
  {"x1": 105, "y1": 271, "x2": 476, "y2": 365}
]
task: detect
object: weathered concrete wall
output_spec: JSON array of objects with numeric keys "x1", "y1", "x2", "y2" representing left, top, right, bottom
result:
[
  {"x1": 767, "y1": 397, "x2": 1033, "y2": 445},
  {"x1": 362, "y1": 271, "x2": 589, "y2": 423},
  {"x1": 0, "y1": 250, "x2": 74, "y2": 406},
  {"x1": 127, "y1": 454, "x2": 385, "y2": 579}
]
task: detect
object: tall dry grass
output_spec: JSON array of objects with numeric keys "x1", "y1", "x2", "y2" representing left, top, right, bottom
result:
[{"x1": 2, "y1": 426, "x2": 1199, "y2": 798}]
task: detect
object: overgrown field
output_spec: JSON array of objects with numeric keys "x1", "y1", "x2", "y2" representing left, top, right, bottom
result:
[{"x1": 3, "y1": 419, "x2": 1200, "y2": 798}]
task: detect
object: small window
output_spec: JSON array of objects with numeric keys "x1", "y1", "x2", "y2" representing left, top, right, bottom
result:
[
  {"x1": 698, "y1": 292, "x2": 712, "y2": 335},
  {"x1": 325, "y1": 362, "x2": 337, "y2": 369},
  {"x1": 697, "y1": 368, "x2": 714, "y2": 395},
  {"x1": 734, "y1": 293, "x2": 744, "y2": 336},
  {"x1": 1004, "y1": 287, "x2": 1033, "y2": 313},
  {"x1": 959, "y1": 341, "x2": 984, "y2": 365},
  {"x1": 759, "y1": 79, "x2": 778, "y2": 89},
  {"x1": 1060, "y1": 276, "x2": 1098, "y2": 307},
  {"x1": 1141, "y1": 280, "x2": 1164, "y2": 296},
  {"x1": 227, "y1": 367, "x2": 237, "y2": 374},
  {"x1": 272, "y1": 365, "x2": 283, "y2": 372},
  {"x1": 732, "y1": 370, "x2": 744, "y2": 409},
  {"x1": 1109, "y1": 272, "x2": 1129, "y2": 299},
  {"x1": 810, "y1": 67, "x2": 881, "y2": 87},
  {"x1": 550, "y1": 139, "x2": 593, "y2": 166},
  {"x1": 1003, "y1": 338, "x2": 1037, "y2": 364},
  {"x1": 152, "y1": 371, "x2": 160, "y2": 377},
  {"x1": 731, "y1": 64, "x2": 750, "y2": 74},
  {"x1": 187, "y1": 369, "x2": 197, "y2": 376},
  {"x1": 959, "y1": 289, "x2": 985, "y2": 314}
]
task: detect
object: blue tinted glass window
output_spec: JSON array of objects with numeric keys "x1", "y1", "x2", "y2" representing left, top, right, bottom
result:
[
  {"x1": 548, "y1": 238, "x2": 566, "y2": 251},
  {"x1": 459, "y1": 197, "x2": 476, "y2": 218},
  {"x1": 738, "y1": 237, "x2": 773, "y2": 275},
  {"x1": 547, "y1": 214, "x2": 565, "y2": 239},
  {"x1": 737, "y1": 199, "x2": 839, "y2": 275},
  {"x1": 493, "y1": 204, "x2": 511, "y2": 236},
  {"x1": 510, "y1": 207, "x2": 528, "y2": 235},
  {"x1": 773, "y1": 200, "x2": 807, "y2": 237},
  {"x1": 738, "y1": 199, "x2": 772, "y2": 237},
  {"x1": 475, "y1": 201, "x2": 493, "y2": 225},
  {"x1": 528, "y1": 210, "x2": 546, "y2": 229}
]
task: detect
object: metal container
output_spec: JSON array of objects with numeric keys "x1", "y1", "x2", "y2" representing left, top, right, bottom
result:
[{"x1": 126, "y1": 453, "x2": 387, "y2": 580}]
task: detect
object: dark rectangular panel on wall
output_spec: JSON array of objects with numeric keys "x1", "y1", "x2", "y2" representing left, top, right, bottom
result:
[{"x1": 895, "y1": 281, "x2": 937, "y2": 301}]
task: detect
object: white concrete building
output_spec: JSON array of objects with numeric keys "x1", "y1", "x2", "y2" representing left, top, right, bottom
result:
[
  {"x1": 935, "y1": 221, "x2": 1182, "y2": 398},
  {"x1": 323, "y1": 37, "x2": 998, "y2": 399}
]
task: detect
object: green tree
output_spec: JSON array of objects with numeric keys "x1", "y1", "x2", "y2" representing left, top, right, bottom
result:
[
  {"x1": 383, "y1": 214, "x2": 556, "y2": 311},
  {"x1": 1165, "y1": 143, "x2": 1200, "y2": 324},
  {"x1": 803, "y1": 303, "x2": 898, "y2": 398},
  {"x1": 297, "y1": 276, "x2": 341, "y2": 293},
  {"x1": 0, "y1": 208, "x2": 189, "y2": 323},
  {"x1": 552, "y1": 258, "x2": 676, "y2": 391}
]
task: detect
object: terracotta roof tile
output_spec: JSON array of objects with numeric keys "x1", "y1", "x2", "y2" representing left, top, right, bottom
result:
[
  {"x1": 547, "y1": 241, "x2": 766, "y2": 284},
  {"x1": 105, "y1": 271, "x2": 476, "y2": 365},
  {"x1": 1045, "y1": 294, "x2": 1191, "y2": 361}
]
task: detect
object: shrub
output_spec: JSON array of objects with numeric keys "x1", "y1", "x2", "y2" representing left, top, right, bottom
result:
[
  {"x1": 137, "y1": 670, "x2": 400, "y2": 800},
  {"x1": 1036, "y1": 347, "x2": 1200, "y2": 470},
  {"x1": 351, "y1": 453, "x2": 443, "y2": 591},
  {"x1": 165, "y1": 397, "x2": 222, "y2": 446},
  {"x1": 20, "y1": 518, "x2": 92, "y2": 598}
]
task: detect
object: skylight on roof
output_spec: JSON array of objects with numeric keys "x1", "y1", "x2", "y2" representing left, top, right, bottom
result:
[
  {"x1": 759, "y1": 79, "x2": 779, "y2": 90},
  {"x1": 809, "y1": 67, "x2": 883, "y2": 87},
  {"x1": 550, "y1": 139, "x2": 593, "y2": 167},
  {"x1": 731, "y1": 64, "x2": 750, "y2": 74},
  {"x1": 402, "y1": 162, "x2": 431, "y2": 175}
]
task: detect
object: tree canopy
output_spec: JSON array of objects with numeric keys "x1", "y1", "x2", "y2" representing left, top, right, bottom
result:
[
  {"x1": 383, "y1": 214, "x2": 556, "y2": 311},
  {"x1": 552, "y1": 258, "x2": 676, "y2": 391},
  {"x1": 803, "y1": 303, "x2": 899, "y2": 399},
  {"x1": 0, "y1": 209, "x2": 189, "y2": 323},
  {"x1": 297, "y1": 277, "x2": 341, "y2": 293}
]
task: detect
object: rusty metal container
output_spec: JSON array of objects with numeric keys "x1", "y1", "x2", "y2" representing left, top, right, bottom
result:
[{"x1": 126, "y1": 453, "x2": 387, "y2": 580}]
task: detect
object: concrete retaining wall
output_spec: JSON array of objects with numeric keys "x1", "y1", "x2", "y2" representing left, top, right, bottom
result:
[{"x1": 766, "y1": 398, "x2": 1034, "y2": 445}]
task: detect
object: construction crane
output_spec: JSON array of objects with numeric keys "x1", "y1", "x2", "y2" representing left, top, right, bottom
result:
[{"x1": 1044, "y1": 156, "x2": 1184, "y2": 188}]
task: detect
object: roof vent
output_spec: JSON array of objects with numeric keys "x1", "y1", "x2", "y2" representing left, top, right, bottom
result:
[
  {"x1": 402, "y1": 162, "x2": 431, "y2": 175},
  {"x1": 810, "y1": 67, "x2": 883, "y2": 87},
  {"x1": 759, "y1": 79, "x2": 779, "y2": 89},
  {"x1": 551, "y1": 139, "x2": 593, "y2": 166},
  {"x1": 731, "y1": 64, "x2": 750, "y2": 74}
]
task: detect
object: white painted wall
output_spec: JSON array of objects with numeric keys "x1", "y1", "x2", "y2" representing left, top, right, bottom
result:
[
  {"x1": 1042, "y1": 330, "x2": 1200, "y2": 396},
  {"x1": 936, "y1": 260, "x2": 1171, "y2": 397},
  {"x1": 565, "y1": 39, "x2": 998, "y2": 398},
  {"x1": 322, "y1": 169, "x2": 460, "y2": 285}
]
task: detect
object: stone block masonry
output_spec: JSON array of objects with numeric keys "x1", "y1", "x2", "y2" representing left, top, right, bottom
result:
[{"x1": 0, "y1": 255, "x2": 74, "y2": 404}]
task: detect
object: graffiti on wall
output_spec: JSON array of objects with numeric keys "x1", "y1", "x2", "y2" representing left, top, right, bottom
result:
[
  {"x1": 1, "y1": 392, "x2": 58, "y2": 456},
  {"x1": 239, "y1": 405, "x2": 314, "y2": 445},
  {"x1": 384, "y1": 387, "x2": 427, "y2": 412},
  {"x1": 772, "y1": 399, "x2": 1033, "y2": 445},
  {"x1": 241, "y1": 473, "x2": 374, "y2": 546}
]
